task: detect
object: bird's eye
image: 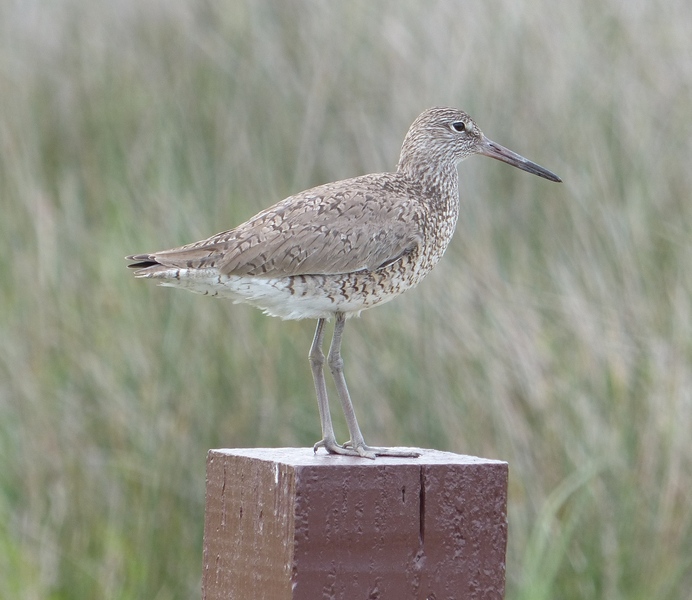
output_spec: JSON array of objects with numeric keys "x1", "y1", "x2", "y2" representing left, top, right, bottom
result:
[{"x1": 451, "y1": 121, "x2": 466, "y2": 132}]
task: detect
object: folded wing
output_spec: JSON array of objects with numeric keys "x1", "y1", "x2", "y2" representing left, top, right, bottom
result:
[{"x1": 128, "y1": 176, "x2": 423, "y2": 278}]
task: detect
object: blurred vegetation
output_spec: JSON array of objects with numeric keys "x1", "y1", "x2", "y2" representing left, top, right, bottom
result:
[{"x1": 1, "y1": 0, "x2": 691, "y2": 598}]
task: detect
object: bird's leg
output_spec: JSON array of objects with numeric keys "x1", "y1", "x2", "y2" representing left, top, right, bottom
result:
[
  {"x1": 328, "y1": 313, "x2": 420, "y2": 459},
  {"x1": 309, "y1": 318, "x2": 350, "y2": 456}
]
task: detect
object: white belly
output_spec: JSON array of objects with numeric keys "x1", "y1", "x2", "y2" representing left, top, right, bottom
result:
[{"x1": 149, "y1": 267, "x2": 403, "y2": 320}]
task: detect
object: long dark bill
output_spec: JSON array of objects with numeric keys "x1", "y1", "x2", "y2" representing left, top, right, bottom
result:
[{"x1": 479, "y1": 136, "x2": 562, "y2": 183}]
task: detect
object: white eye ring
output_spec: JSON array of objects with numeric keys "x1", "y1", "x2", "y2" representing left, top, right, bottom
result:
[{"x1": 451, "y1": 121, "x2": 466, "y2": 133}]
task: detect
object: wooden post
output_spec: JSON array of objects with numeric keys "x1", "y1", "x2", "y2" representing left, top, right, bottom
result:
[{"x1": 202, "y1": 448, "x2": 508, "y2": 600}]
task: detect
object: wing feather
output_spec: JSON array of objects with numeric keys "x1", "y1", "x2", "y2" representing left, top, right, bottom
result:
[{"x1": 139, "y1": 174, "x2": 424, "y2": 277}]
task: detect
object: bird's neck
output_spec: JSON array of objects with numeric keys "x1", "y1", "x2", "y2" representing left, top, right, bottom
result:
[{"x1": 397, "y1": 155, "x2": 460, "y2": 206}]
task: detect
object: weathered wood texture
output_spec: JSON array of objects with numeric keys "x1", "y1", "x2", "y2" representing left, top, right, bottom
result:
[{"x1": 202, "y1": 448, "x2": 508, "y2": 600}]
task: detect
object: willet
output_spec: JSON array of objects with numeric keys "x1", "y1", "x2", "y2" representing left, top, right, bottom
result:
[{"x1": 127, "y1": 106, "x2": 561, "y2": 459}]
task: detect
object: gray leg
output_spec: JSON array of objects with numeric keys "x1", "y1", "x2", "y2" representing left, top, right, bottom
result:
[
  {"x1": 309, "y1": 318, "x2": 351, "y2": 456},
  {"x1": 328, "y1": 313, "x2": 420, "y2": 459}
]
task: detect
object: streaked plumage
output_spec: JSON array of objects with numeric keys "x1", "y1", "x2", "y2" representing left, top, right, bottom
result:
[{"x1": 127, "y1": 107, "x2": 561, "y2": 458}]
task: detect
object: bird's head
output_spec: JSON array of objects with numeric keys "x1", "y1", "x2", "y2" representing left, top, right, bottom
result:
[{"x1": 398, "y1": 106, "x2": 561, "y2": 183}]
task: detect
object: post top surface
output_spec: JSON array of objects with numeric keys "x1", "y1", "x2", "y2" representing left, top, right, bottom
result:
[{"x1": 209, "y1": 447, "x2": 507, "y2": 467}]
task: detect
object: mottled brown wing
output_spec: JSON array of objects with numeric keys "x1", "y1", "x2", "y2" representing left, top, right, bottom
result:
[{"x1": 146, "y1": 175, "x2": 423, "y2": 277}]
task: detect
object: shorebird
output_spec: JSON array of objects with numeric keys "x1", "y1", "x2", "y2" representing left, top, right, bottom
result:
[{"x1": 127, "y1": 107, "x2": 560, "y2": 459}]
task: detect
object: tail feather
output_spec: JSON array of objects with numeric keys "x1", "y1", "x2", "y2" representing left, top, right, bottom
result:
[
  {"x1": 126, "y1": 254, "x2": 169, "y2": 277},
  {"x1": 126, "y1": 254, "x2": 155, "y2": 267}
]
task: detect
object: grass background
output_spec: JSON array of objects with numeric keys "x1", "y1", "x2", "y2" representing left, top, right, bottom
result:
[{"x1": 1, "y1": 0, "x2": 691, "y2": 598}]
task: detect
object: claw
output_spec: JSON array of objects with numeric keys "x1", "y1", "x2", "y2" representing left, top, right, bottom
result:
[
  {"x1": 315, "y1": 438, "x2": 420, "y2": 459},
  {"x1": 314, "y1": 438, "x2": 375, "y2": 459},
  {"x1": 358, "y1": 445, "x2": 421, "y2": 458}
]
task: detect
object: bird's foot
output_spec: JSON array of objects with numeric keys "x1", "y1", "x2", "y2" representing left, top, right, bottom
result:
[
  {"x1": 314, "y1": 438, "x2": 421, "y2": 459},
  {"x1": 313, "y1": 439, "x2": 421, "y2": 460},
  {"x1": 314, "y1": 437, "x2": 373, "y2": 458},
  {"x1": 342, "y1": 440, "x2": 422, "y2": 459}
]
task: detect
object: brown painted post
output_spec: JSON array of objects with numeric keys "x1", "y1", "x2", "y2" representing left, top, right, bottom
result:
[{"x1": 202, "y1": 448, "x2": 508, "y2": 600}]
